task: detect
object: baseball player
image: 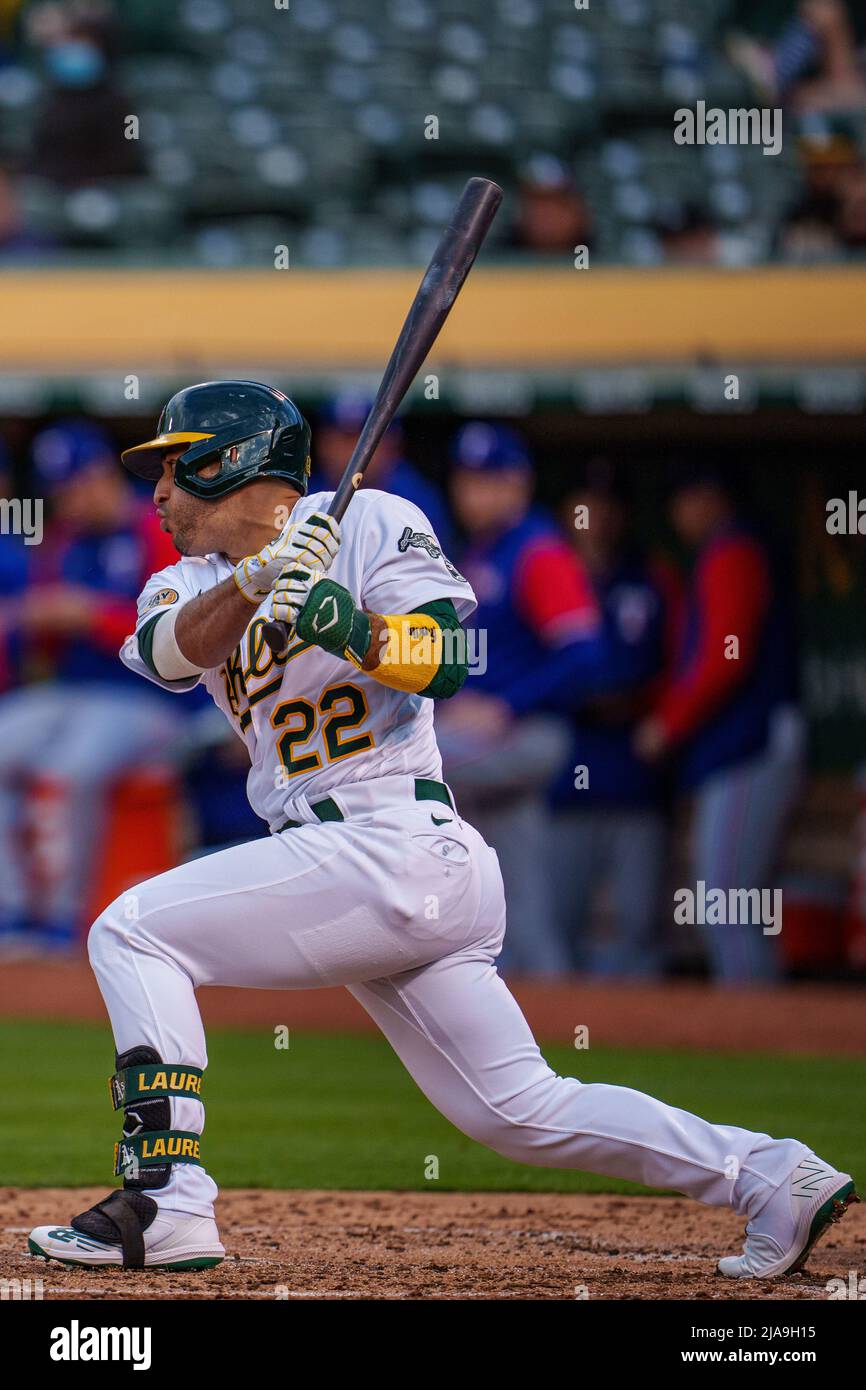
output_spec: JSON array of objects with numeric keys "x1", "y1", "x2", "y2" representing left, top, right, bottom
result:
[{"x1": 28, "y1": 382, "x2": 856, "y2": 1278}]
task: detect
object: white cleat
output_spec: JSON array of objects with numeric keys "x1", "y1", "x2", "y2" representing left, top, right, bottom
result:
[
  {"x1": 718, "y1": 1154, "x2": 858, "y2": 1279},
  {"x1": 29, "y1": 1207, "x2": 224, "y2": 1271}
]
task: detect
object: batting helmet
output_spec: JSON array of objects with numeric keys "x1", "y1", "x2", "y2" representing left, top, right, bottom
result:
[{"x1": 121, "y1": 380, "x2": 311, "y2": 501}]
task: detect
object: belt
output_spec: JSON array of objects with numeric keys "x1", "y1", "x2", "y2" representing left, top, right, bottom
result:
[{"x1": 274, "y1": 778, "x2": 453, "y2": 833}]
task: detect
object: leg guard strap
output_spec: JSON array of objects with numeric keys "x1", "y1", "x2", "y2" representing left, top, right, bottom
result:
[
  {"x1": 71, "y1": 1190, "x2": 157, "y2": 1270},
  {"x1": 113, "y1": 1045, "x2": 205, "y2": 1192},
  {"x1": 110, "y1": 1064, "x2": 203, "y2": 1110},
  {"x1": 115, "y1": 1130, "x2": 203, "y2": 1177}
]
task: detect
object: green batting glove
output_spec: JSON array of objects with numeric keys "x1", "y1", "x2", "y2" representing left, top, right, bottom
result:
[{"x1": 294, "y1": 577, "x2": 372, "y2": 666}]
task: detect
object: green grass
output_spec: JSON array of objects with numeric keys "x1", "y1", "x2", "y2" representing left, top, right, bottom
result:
[{"x1": 1, "y1": 1019, "x2": 863, "y2": 1193}]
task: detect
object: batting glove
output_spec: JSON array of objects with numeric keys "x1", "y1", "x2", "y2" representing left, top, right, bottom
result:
[
  {"x1": 233, "y1": 522, "x2": 298, "y2": 605},
  {"x1": 274, "y1": 570, "x2": 371, "y2": 663},
  {"x1": 288, "y1": 513, "x2": 341, "y2": 572},
  {"x1": 271, "y1": 563, "x2": 321, "y2": 627}
]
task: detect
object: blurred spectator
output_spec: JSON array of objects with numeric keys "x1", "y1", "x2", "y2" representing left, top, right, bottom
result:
[
  {"x1": 655, "y1": 202, "x2": 720, "y2": 267},
  {"x1": 836, "y1": 165, "x2": 866, "y2": 247},
  {"x1": 547, "y1": 463, "x2": 681, "y2": 979},
  {"x1": 0, "y1": 419, "x2": 181, "y2": 951},
  {"x1": 437, "y1": 424, "x2": 643, "y2": 976},
  {"x1": 312, "y1": 391, "x2": 455, "y2": 553},
  {"x1": 785, "y1": 0, "x2": 866, "y2": 112},
  {"x1": 0, "y1": 0, "x2": 26, "y2": 58},
  {"x1": 510, "y1": 155, "x2": 594, "y2": 257},
  {"x1": 634, "y1": 469, "x2": 805, "y2": 986},
  {"x1": 28, "y1": 1, "x2": 145, "y2": 186},
  {"x1": 780, "y1": 129, "x2": 866, "y2": 259},
  {"x1": 729, "y1": 0, "x2": 866, "y2": 111}
]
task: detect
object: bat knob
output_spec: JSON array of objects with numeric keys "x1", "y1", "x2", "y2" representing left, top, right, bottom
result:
[{"x1": 263, "y1": 619, "x2": 292, "y2": 656}]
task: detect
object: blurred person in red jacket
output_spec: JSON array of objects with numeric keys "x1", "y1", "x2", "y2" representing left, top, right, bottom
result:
[
  {"x1": 635, "y1": 468, "x2": 805, "y2": 985},
  {"x1": 0, "y1": 419, "x2": 182, "y2": 951}
]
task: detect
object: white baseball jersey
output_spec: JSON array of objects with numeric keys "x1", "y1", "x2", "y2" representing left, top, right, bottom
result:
[{"x1": 120, "y1": 489, "x2": 476, "y2": 830}]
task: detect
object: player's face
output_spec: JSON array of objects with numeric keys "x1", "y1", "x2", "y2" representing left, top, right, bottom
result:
[
  {"x1": 450, "y1": 467, "x2": 530, "y2": 537},
  {"x1": 153, "y1": 448, "x2": 228, "y2": 556},
  {"x1": 153, "y1": 450, "x2": 299, "y2": 560},
  {"x1": 669, "y1": 484, "x2": 725, "y2": 548}
]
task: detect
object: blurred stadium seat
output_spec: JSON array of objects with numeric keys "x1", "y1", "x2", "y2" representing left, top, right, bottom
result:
[{"x1": 2, "y1": 0, "x2": 865, "y2": 267}]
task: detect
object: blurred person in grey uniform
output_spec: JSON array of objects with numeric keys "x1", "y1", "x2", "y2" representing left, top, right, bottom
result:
[
  {"x1": 548, "y1": 464, "x2": 682, "y2": 979},
  {"x1": 436, "y1": 425, "x2": 643, "y2": 976},
  {"x1": 635, "y1": 470, "x2": 805, "y2": 985}
]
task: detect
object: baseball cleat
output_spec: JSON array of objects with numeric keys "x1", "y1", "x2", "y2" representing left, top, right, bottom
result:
[
  {"x1": 718, "y1": 1154, "x2": 859, "y2": 1279},
  {"x1": 28, "y1": 1190, "x2": 224, "y2": 1271}
]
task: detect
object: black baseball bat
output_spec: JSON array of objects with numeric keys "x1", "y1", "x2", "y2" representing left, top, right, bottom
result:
[{"x1": 263, "y1": 175, "x2": 503, "y2": 655}]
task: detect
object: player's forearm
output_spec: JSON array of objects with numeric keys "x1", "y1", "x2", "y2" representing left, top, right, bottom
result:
[{"x1": 174, "y1": 578, "x2": 260, "y2": 670}]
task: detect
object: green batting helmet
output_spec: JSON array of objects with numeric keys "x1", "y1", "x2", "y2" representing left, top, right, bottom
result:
[{"x1": 121, "y1": 380, "x2": 311, "y2": 500}]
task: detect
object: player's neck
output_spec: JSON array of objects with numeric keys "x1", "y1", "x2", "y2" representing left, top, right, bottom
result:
[{"x1": 224, "y1": 488, "x2": 303, "y2": 563}]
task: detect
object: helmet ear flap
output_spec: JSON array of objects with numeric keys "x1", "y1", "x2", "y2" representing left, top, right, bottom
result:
[{"x1": 270, "y1": 419, "x2": 311, "y2": 476}]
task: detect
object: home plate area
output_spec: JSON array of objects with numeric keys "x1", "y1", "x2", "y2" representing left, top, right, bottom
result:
[{"x1": 3, "y1": 1188, "x2": 864, "y2": 1300}]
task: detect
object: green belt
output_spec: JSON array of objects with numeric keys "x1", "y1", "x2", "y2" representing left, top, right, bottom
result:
[{"x1": 274, "y1": 778, "x2": 453, "y2": 833}]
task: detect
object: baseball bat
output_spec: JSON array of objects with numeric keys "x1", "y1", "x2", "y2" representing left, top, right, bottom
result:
[{"x1": 263, "y1": 175, "x2": 503, "y2": 655}]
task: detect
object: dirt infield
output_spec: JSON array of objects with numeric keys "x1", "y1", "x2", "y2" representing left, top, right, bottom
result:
[
  {"x1": 2, "y1": 1187, "x2": 863, "y2": 1300},
  {"x1": 1, "y1": 956, "x2": 865, "y2": 1055},
  {"x1": 3, "y1": 964, "x2": 863, "y2": 1300}
]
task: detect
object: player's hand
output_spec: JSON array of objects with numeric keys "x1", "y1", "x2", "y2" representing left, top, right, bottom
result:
[
  {"x1": 274, "y1": 570, "x2": 371, "y2": 664},
  {"x1": 286, "y1": 513, "x2": 341, "y2": 573},
  {"x1": 271, "y1": 563, "x2": 321, "y2": 629},
  {"x1": 232, "y1": 522, "x2": 297, "y2": 605}
]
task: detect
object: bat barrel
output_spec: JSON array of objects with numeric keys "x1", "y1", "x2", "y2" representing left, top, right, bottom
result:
[{"x1": 263, "y1": 175, "x2": 503, "y2": 656}]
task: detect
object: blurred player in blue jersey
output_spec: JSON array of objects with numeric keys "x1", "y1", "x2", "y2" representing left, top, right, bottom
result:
[
  {"x1": 311, "y1": 390, "x2": 455, "y2": 554},
  {"x1": 0, "y1": 434, "x2": 31, "y2": 694},
  {"x1": 0, "y1": 419, "x2": 183, "y2": 950},
  {"x1": 548, "y1": 462, "x2": 682, "y2": 978},
  {"x1": 437, "y1": 424, "x2": 645, "y2": 975}
]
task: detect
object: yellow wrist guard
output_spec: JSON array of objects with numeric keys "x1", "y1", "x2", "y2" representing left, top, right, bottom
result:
[{"x1": 364, "y1": 612, "x2": 444, "y2": 694}]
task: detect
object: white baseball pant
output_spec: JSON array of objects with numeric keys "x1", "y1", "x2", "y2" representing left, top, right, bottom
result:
[{"x1": 86, "y1": 778, "x2": 807, "y2": 1222}]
